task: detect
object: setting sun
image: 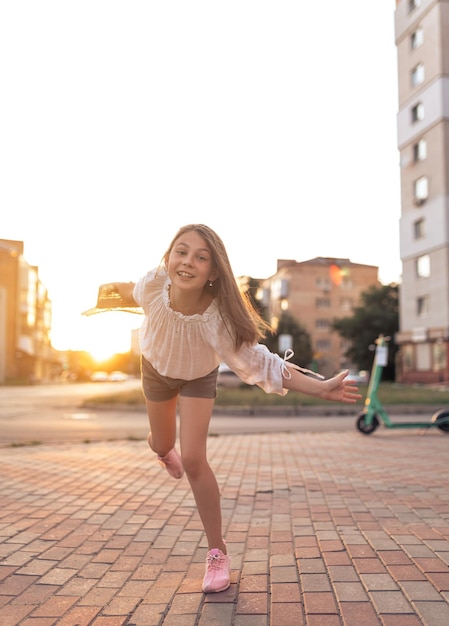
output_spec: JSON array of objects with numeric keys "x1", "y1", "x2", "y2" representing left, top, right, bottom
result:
[
  {"x1": 89, "y1": 343, "x2": 122, "y2": 363},
  {"x1": 84, "y1": 314, "x2": 140, "y2": 359}
]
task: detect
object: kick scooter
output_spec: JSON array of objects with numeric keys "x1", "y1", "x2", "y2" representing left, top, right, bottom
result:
[{"x1": 356, "y1": 335, "x2": 449, "y2": 435}]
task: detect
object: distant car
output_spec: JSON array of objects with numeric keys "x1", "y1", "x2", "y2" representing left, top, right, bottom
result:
[
  {"x1": 217, "y1": 363, "x2": 245, "y2": 388},
  {"x1": 90, "y1": 371, "x2": 109, "y2": 382},
  {"x1": 342, "y1": 369, "x2": 369, "y2": 384},
  {"x1": 109, "y1": 371, "x2": 128, "y2": 382}
]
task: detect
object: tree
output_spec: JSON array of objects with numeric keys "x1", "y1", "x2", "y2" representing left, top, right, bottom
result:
[
  {"x1": 239, "y1": 276, "x2": 267, "y2": 320},
  {"x1": 262, "y1": 311, "x2": 313, "y2": 369},
  {"x1": 332, "y1": 283, "x2": 399, "y2": 380}
]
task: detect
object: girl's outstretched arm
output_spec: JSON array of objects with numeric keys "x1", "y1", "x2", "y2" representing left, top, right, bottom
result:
[{"x1": 282, "y1": 367, "x2": 362, "y2": 404}]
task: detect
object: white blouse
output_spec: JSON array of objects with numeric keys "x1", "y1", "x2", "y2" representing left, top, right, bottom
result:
[{"x1": 132, "y1": 268, "x2": 288, "y2": 396}]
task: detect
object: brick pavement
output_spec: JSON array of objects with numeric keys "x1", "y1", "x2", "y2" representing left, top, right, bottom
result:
[{"x1": 0, "y1": 429, "x2": 448, "y2": 625}]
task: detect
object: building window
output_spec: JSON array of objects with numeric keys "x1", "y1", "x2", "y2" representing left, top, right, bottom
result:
[
  {"x1": 411, "y1": 103, "x2": 424, "y2": 123},
  {"x1": 340, "y1": 298, "x2": 353, "y2": 312},
  {"x1": 411, "y1": 27, "x2": 423, "y2": 49},
  {"x1": 414, "y1": 176, "x2": 428, "y2": 204},
  {"x1": 416, "y1": 342, "x2": 431, "y2": 371},
  {"x1": 413, "y1": 139, "x2": 427, "y2": 162},
  {"x1": 271, "y1": 278, "x2": 289, "y2": 300},
  {"x1": 416, "y1": 254, "x2": 430, "y2": 278},
  {"x1": 413, "y1": 218, "x2": 425, "y2": 239},
  {"x1": 256, "y1": 287, "x2": 270, "y2": 307},
  {"x1": 417, "y1": 295, "x2": 429, "y2": 317},
  {"x1": 411, "y1": 63, "x2": 425, "y2": 87},
  {"x1": 316, "y1": 277, "x2": 331, "y2": 291},
  {"x1": 316, "y1": 318, "x2": 331, "y2": 330},
  {"x1": 433, "y1": 341, "x2": 446, "y2": 372},
  {"x1": 316, "y1": 297, "x2": 330, "y2": 309},
  {"x1": 409, "y1": 0, "x2": 421, "y2": 11},
  {"x1": 402, "y1": 345, "x2": 413, "y2": 372}
]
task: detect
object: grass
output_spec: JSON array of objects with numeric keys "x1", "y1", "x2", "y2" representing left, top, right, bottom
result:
[{"x1": 83, "y1": 381, "x2": 449, "y2": 408}]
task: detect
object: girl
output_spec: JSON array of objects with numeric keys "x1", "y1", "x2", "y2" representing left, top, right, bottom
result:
[{"x1": 112, "y1": 224, "x2": 361, "y2": 594}]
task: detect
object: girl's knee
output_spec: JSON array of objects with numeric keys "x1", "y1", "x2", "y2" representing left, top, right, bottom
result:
[{"x1": 182, "y1": 452, "x2": 208, "y2": 477}]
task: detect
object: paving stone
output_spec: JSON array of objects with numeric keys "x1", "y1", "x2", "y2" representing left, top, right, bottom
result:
[
  {"x1": 400, "y1": 579, "x2": 445, "y2": 602},
  {"x1": 0, "y1": 432, "x2": 448, "y2": 625},
  {"x1": 338, "y1": 601, "x2": 381, "y2": 626},
  {"x1": 303, "y1": 591, "x2": 338, "y2": 614},
  {"x1": 0, "y1": 603, "x2": 35, "y2": 625},
  {"x1": 370, "y1": 590, "x2": 414, "y2": 613},
  {"x1": 29, "y1": 594, "x2": 79, "y2": 617},
  {"x1": 380, "y1": 616, "x2": 422, "y2": 626},
  {"x1": 413, "y1": 600, "x2": 449, "y2": 626},
  {"x1": 236, "y1": 591, "x2": 268, "y2": 614},
  {"x1": 359, "y1": 573, "x2": 400, "y2": 591},
  {"x1": 270, "y1": 602, "x2": 304, "y2": 626}
]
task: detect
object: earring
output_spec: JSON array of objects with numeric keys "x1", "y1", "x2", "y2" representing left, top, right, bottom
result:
[{"x1": 209, "y1": 280, "x2": 213, "y2": 287}]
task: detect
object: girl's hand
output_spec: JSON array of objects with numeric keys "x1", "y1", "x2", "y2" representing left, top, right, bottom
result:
[
  {"x1": 321, "y1": 370, "x2": 362, "y2": 403},
  {"x1": 111, "y1": 282, "x2": 136, "y2": 301}
]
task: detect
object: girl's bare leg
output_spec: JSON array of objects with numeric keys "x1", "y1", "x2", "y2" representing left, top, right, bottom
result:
[
  {"x1": 145, "y1": 396, "x2": 184, "y2": 478},
  {"x1": 178, "y1": 396, "x2": 226, "y2": 554},
  {"x1": 145, "y1": 396, "x2": 178, "y2": 455}
]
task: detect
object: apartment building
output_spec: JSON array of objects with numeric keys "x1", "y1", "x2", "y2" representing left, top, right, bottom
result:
[
  {"x1": 0, "y1": 239, "x2": 59, "y2": 383},
  {"x1": 394, "y1": 0, "x2": 449, "y2": 383},
  {"x1": 258, "y1": 257, "x2": 380, "y2": 378}
]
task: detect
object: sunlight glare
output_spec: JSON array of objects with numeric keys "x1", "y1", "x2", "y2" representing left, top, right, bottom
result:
[{"x1": 82, "y1": 312, "x2": 140, "y2": 360}]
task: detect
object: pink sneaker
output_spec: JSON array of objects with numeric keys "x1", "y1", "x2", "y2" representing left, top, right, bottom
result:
[
  {"x1": 157, "y1": 448, "x2": 184, "y2": 479},
  {"x1": 202, "y1": 548, "x2": 231, "y2": 593}
]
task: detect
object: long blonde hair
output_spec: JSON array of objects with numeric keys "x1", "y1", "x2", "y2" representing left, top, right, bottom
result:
[{"x1": 162, "y1": 224, "x2": 272, "y2": 350}]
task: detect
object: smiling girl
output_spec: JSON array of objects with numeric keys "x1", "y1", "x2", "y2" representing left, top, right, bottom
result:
[{"x1": 112, "y1": 223, "x2": 360, "y2": 594}]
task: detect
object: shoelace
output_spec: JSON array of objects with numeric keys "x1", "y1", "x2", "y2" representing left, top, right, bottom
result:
[
  {"x1": 281, "y1": 349, "x2": 325, "y2": 380},
  {"x1": 206, "y1": 553, "x2": 224, "y2": 569}
]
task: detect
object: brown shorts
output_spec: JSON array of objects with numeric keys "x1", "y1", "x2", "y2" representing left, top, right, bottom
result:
[{"x1": 141, "y1": 356, "x2": 218, "y2": 401}]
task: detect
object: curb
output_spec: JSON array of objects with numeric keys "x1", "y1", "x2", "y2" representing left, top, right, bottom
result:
[{"x1": 84, "y1": 403, "x2": 447, "y2": 417}]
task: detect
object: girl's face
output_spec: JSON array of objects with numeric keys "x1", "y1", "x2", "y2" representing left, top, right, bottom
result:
[{"x1": 167, "y1": 230, "x2": 217, "y2": 291}]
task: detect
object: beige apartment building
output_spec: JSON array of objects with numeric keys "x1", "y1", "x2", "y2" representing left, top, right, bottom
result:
[
  {"x1": 259, "y1": 257, "x2": 380, "y2": 378},
  {"x1": 394, "y1": 0, "x2": 449, "y2": 383},
  {"x1": 0, "y1": 239, "x2": 58, "y2": 383}
]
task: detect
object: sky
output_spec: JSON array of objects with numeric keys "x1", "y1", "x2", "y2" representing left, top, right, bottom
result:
[{"x1": 1, "y1": 1, "x2": 402, "y2": 358}]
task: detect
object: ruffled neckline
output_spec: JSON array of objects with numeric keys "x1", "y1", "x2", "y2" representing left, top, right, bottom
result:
[{"x1": 163, "y1": 278, "x2": 216, "y2": 321}]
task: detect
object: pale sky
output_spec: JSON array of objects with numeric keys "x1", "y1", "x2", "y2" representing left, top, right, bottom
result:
[{"x1": 1, "y1": 1, "x2": 401, "y2": 357}]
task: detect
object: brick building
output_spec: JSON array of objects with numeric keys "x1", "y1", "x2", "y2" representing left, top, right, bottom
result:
[
  {"x1": 0, "y1": 239, "x2": 59, "y2": 383},
  {"x1": 258, "y1": 257, "x2": 380, "y2": 378},
  {"x1": 394, "y1": 0, "x2": 449, "y2": 383}
]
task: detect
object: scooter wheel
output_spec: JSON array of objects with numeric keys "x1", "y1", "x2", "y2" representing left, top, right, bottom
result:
[
  {"x1": 356, "y1": 413, "x2": 379, "y2": 435},
  {"x1": 433, "y1": 410, "x2": 449, "y2": 433}
]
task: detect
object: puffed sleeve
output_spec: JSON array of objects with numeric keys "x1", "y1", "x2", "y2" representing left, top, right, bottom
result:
[
  {"x1": 132, "y1": 269, "x2": 160, "y2": 312},
  {"x1": 132, "y1": 277, "x2": 145, "y2": 307},
  {"x1": 207, "y1": 320, "x2": 288, "y2": 396},
  {"x1": 224, "y1": 343, "x2": 288, "y2": 396}
]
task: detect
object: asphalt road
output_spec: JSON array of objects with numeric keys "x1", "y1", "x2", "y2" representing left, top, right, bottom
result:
[{"x1": 0, "y1": 380, "x2": 445, "y2": 446}]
